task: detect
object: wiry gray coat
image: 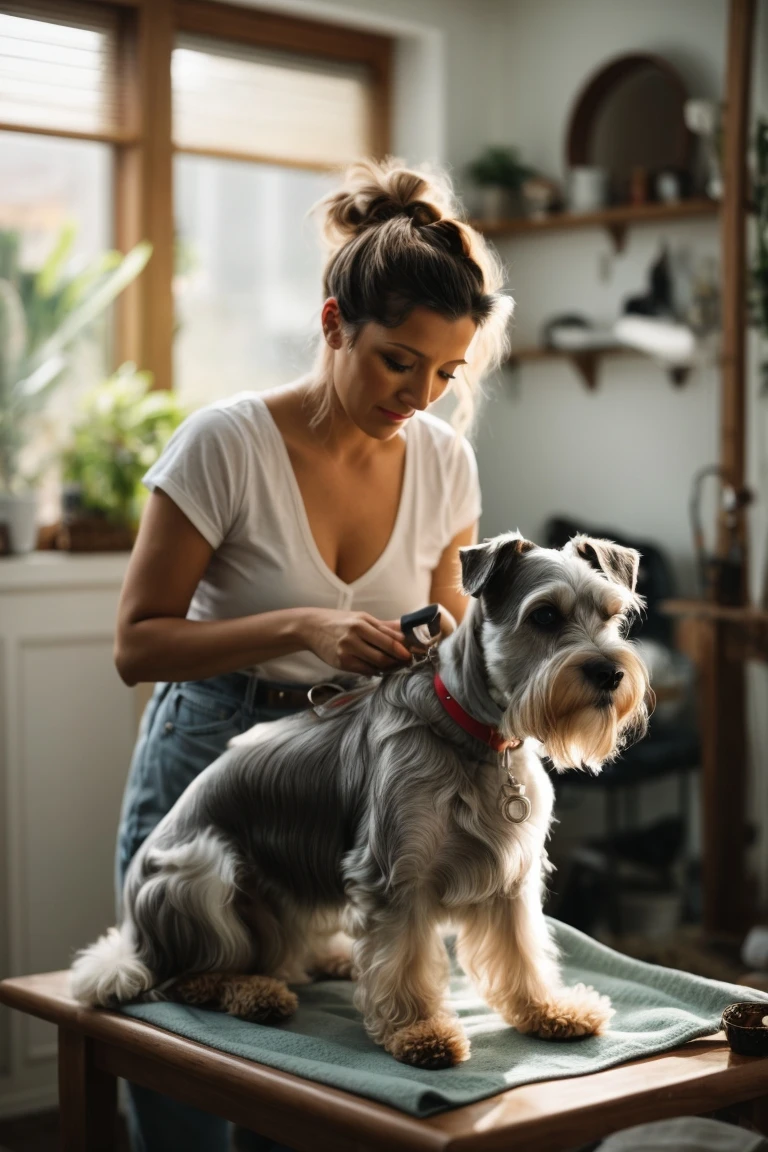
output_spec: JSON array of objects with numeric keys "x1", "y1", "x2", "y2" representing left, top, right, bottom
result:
[{"x1": 71, "y1": 533, "x2": 650, "y2": 1067}]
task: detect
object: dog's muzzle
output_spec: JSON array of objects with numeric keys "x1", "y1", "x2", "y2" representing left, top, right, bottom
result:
[{"x1": 581, "y1": 658, "x2": 624, "y2": 693}]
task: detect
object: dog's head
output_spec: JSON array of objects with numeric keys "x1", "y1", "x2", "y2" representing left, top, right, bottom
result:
[{"x1": 459, "y1": 531, "x2": 651, "y2": 770}]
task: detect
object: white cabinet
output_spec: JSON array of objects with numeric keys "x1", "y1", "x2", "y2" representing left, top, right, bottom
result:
[{"x1": 0, "y1": 553, "x2": 137, "y2": 1117}]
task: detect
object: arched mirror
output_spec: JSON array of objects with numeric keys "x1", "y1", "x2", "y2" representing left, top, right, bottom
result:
[{"x1": 566, "y1": 54, "x2": 692, "y2": 204}]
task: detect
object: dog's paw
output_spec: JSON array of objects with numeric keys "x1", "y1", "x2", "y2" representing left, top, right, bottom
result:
[
  {"x1": 513, "y1": 983, "x2": 614, "y2": 1040},
  {"x1": 176, "y1": 973, "x2": 298, "y2": 1023},
  {"x1": 221, "y1": 975, "x2": 299, "y2": 1023},
  {"x1": 174, "y1": 972, "x2": 227, "y2": 1007},
  {"x1": 385, "y1": 1015, "x2": 470, "y2": 1069}
]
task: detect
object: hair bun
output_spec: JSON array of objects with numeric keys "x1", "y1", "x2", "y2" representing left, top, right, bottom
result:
[
  {"x1": 403, "y1": 200, "x2": 441, "y2": 226},
  {"x1": 315, "y1": 157, "x2": 458, "y2": 249}
]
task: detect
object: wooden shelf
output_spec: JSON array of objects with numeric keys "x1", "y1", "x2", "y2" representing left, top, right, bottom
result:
[
  {"x1": 507, "y1": 344, "x2": 690, "y2": 389},
  {"x1": 662, "y1": 599, "x2": 768, "y2": 623},
  {"x1": 471, "y1": 197, "x2": 719, "y2": 252}
]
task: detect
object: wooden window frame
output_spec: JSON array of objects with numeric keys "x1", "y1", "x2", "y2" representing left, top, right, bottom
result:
[{"x1": 2, "y1": 0, "x2": 393, "y2": 390}]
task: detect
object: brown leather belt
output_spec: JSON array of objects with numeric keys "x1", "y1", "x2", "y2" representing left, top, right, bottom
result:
[{"x1": 254, "y1": 682, "x2": 312, "y2": 711}]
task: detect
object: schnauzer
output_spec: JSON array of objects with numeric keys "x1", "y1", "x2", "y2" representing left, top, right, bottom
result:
[{"x1": 71, "y1": 532, "x2": 650, "y2": 1069}]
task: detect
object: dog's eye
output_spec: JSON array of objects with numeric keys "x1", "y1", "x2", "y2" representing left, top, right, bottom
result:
[{"x1": 529, "y1": 605, "x2": 562, "y2": 629}]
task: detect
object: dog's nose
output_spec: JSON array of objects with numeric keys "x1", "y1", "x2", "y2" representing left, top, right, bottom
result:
[{"x1": 582, "y1": 658, "x2": 624, "y2": 693}]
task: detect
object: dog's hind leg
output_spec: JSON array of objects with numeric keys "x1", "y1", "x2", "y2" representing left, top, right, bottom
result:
[
  {"x1": 308, "y1": 930, "x2": 358, "y2": 980},
  {"x1": 173, "y1": 972, "x2": 298, "y2": 1023}
]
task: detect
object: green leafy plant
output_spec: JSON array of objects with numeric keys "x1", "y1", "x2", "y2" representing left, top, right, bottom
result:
[
  {"x1": 0, "y1": 226, "x2": 152, "y2": 492},
  {"x1": 61, "y1": 363, "x2": 185, "y2": 529},
  {"x1": 466, "y1": 145, "x2": 536, "y2": 190}
]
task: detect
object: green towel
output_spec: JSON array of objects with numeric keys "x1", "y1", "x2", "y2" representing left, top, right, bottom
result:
[{"x1": 123, "y1": 919, "x2": 768, "y2": 1118}]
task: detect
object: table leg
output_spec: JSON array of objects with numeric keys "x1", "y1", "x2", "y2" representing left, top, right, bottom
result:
[
  {"x1": 750, "y1": 1095, "x2": 768, "y2": 1136},
  {"x1": 58, "y1": 1027, "x2": 117, "y2": 1152}
]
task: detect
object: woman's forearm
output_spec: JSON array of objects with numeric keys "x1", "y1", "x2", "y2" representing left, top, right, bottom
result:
[{"x1": 115, "y1": 608, "x2": 320, "y2": 686}]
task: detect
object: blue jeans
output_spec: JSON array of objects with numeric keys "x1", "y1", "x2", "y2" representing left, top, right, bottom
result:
[{"x1": 116, "y1": 673, "x2": 310, "y2": 1152}]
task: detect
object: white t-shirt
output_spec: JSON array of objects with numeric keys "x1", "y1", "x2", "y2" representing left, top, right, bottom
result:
[{"x1": 143, "y1": 392, "x2": 481, "y2": 684}]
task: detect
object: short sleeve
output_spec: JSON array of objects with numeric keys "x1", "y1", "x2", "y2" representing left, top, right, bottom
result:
[
  {"x1": 143, "y1": 405, "x2": 246, "y2": 549},
  {"x1": 450, "y1": 437, "x2": 482, "y2": 538}
]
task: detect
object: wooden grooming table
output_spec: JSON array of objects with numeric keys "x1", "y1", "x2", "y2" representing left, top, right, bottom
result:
[{"x1": 1, "y1": 972, "x2": 767, "y2": 1151}]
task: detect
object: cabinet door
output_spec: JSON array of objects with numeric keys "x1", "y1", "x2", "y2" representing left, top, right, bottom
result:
[{"x1": 0, "y1": 562, "x2": 135, "y2": 1112}]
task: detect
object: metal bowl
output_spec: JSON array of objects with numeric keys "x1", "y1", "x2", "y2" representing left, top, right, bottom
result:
[{"x1": 721, "y1": 1001, "x2": 768, "y2": 1056}]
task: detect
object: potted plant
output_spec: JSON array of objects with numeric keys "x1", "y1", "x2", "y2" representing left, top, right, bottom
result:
[
  {"x1": 58, "y1": 363, "x2": 185, "y2": 551},
  {"x1": 466, "y1": 145, "x2": 537, "y2": 222},
  {"x1": 0, "y1": 226, "x2": 151, "y2": 554}
]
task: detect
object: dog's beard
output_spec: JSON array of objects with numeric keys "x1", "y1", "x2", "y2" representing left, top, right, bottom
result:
[{"x1": 505, "y1": 645, "x2": 650, "y2": 771}]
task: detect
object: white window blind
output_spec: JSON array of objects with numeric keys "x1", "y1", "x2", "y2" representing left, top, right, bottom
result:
[
  {"x1": 0, "y1": 3, "x2": 120, "y2": 138},
  {"x1": 173, "y1": 34, "x2": 373, "y2": 169}
]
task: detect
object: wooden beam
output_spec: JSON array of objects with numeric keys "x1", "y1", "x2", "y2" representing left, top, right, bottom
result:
[
  {"x1": 699, "y1": 0, "x2": 755, "y2": 936},
  {"x1": 698, "y1": 622, "x2": 749, "y2": 934},
  {"x1": 175, "y1": 0, "x2": 392, "y2": 71},
  {"x1": 0, "y1": 121, "x2": 140, "y2": 146},
  {"x1": 719, "y1": 0, "x2": 754, "y2": 577},
  {"x1": 114, "y1": 0, "x2": 174, "y2": 388},
  {"x1": 113, "y1": 4, "x2": 143, "y2": 369},
  {"x1": 172, "y1": 144, "x2": 342, "y2": 173}
]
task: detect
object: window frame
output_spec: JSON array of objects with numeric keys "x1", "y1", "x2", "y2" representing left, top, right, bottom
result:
[{"x1": 1, "y1": 0, "x2": 393, "y2": 389}]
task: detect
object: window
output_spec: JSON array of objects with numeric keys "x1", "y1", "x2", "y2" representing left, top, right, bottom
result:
[
  {"x1": 175, "y1": 158, "x2": 335, "y2": 407},
  {"x1": 0, "y1": 1, "x2": 391, "y2": 518},
  {"x1": 0, "y1": 6, "x2": 121, "y2": 136},
  {"x1": 171, "y1": 28, "x2": 387, "y2": 408},
  {"x1": 172, "y1": 35, "x2": 372, "y2": 167},
  {"x1": 0, "y1": 4, "x2": 120, "y2": 517},
  {"x1": 0, "y1": 131, "x2": 112, "y2": 502}
]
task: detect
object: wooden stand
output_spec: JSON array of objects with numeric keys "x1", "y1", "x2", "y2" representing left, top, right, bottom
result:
[
  {"x1": 660, "y1": 0, "x2": 758, "y2": 937},
  {"x1": 2, "y1": 972, "x2": 768, "y2": 1152}
]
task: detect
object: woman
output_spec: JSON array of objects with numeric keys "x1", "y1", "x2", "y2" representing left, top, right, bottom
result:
[{"x1": 113, "y1": 158, "x2": 513, "y2": 1152}]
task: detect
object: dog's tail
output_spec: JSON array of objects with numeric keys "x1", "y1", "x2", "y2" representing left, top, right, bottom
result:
[{"x1": 70, "y1": 923, "x2": 155, "y2": 1007}]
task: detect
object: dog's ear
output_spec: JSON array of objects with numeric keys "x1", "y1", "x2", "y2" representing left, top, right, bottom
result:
[
  {"x1": 572, "y1": 535, "x2": 640, "y2": 592},
  {"x1": 460, "y1": 532, "x2": 536, "y2": 598}
]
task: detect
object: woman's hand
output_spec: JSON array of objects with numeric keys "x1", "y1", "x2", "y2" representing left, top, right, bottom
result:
[{"x1": 300, "y1": 609, "x2": 412, "y2": 676}]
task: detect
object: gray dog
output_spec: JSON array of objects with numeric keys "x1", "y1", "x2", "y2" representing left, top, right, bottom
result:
[{"x1": 71, "y1": 532, "x2": 650, "y2": 1069}]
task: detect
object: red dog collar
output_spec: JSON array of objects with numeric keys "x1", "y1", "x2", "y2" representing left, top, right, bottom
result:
[{"x1": 433, "y1": 673, "x2": 520, "y2": 752}]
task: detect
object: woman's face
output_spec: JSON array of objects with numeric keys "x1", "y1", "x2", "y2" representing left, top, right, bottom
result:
[{"x1": 322, "y1": 300, "x2": 477, "y2": 441}]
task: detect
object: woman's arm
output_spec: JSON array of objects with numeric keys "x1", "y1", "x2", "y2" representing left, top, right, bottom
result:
[
  {"x1": 115, "y1": 490, "x2": 411, "y2": 685},
  {"x1": 429, "y1": 522, "x2": 479, "y2": 636}
]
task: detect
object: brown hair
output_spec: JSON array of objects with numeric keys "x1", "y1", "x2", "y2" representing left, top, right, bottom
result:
[{"x1": 309, "y1": 158, "x2": 514, "y2": 432}]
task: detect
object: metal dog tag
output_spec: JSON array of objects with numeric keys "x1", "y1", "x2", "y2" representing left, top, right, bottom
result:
[
  {"x1": 499, "y1": 748, "x2": 532, "y2": 824},
  {"x1": 501, "y1": 782, "x2": 532, "y2": 824}
]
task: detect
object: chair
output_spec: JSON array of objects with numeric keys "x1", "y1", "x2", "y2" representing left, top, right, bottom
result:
[{"x1": 543, "y1": 517, "x2": 701, "y2": 935}]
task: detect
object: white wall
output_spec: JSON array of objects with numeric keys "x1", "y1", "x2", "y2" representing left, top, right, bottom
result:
[
  {"x1": 474, "y1": 0, "x2": 727, "y2": 594},
  {"x1": 257, "y1": 0, "x2": 740, "y2": 595}
]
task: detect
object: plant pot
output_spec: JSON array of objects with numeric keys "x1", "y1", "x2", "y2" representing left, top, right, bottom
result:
[
  {"x1": 477, "y1": 186, "x2": 512, "y2": 223},
  {"x1": 55, "y1": 514, "x2": 135, "y2": 553},
  {"x1": 0, "y1": 491, "x2": 38, "y2": 555}
]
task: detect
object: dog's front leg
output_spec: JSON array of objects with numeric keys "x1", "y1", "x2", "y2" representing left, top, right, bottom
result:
[
  {"x1": 353, "y1": 898, "x2": 470, "y2": 1069},
  {"x1": 457, "y1": 879, "x2": 613, "y2": 1039}
]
